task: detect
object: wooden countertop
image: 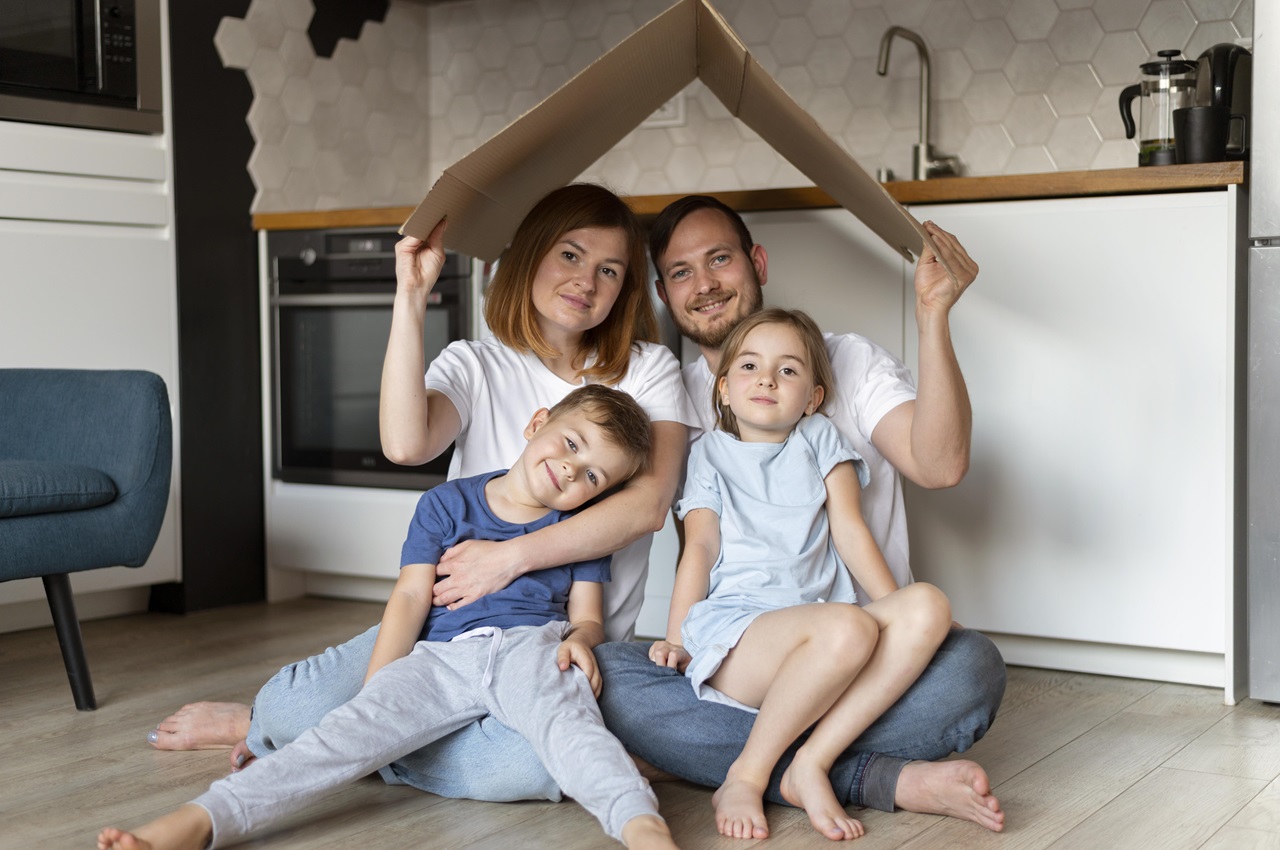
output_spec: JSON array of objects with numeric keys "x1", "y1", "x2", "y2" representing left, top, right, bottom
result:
[{"x1": 251, "y1": 161, "x2": 1245, "y2": 231}]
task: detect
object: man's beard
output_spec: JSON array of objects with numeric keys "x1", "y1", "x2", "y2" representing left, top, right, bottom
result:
[{"x1": 669, "y1": 278, "x2": 764, "y2": 350}]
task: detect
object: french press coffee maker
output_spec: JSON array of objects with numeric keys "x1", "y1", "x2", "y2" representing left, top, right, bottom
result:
[{"x1": 1119, "y1": 49, "x2": 1197, "y2": 166}]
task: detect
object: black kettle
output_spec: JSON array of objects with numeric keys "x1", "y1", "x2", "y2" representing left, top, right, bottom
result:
[{"x1": 1195, "y1": 43, "x2": 1251, "y2": 160}]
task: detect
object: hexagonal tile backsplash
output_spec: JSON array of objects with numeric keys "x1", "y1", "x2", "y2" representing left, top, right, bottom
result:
[{"x1": 222, "y1": 0, "x2": 1254, "y2": 213}]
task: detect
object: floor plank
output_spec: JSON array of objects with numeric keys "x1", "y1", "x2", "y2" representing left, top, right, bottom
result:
[
  {"x1": 6, "y1": 598, "x2": 1280, "y2": 849},
  {"x1": 1163, "y1": 699, "x2": 1280, "y2": 782},
  {"x1": 1045, "y1": 767, "x2": 1263, "y2": 849}
]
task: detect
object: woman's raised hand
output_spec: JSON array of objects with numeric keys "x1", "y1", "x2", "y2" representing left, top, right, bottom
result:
[{"x1": 395, "y1": 217, "x2": 448, "y2": 298}]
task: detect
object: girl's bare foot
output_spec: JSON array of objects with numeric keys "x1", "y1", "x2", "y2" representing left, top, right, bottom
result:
[
  {"x1": 779, "y1": 758, "x2": 864, "y2": 840},
  {"x1": 97, "y1": 804, "x2": 213, "y2": 850},
  {"x1": 147, "y1": 702, "x2": 251, "y2": 750},
  {"x1": 711, "y1": 775, "x2": 769, "y2": 839},
  {"x1": 621, "y1": 814, "x2": 680, "y2": 850},
  {"x1": 894, "y1": 759, "x2": 1005, "y2": 832}
]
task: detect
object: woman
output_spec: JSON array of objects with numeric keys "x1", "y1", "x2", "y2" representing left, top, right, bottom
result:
[{"x1": 150, "y1": 184, "x2": 694, "y2": 805}]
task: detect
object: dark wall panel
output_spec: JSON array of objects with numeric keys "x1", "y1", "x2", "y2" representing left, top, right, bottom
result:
[{"x1": 152, "y1": 1, "x2": 261, "y2": 613}]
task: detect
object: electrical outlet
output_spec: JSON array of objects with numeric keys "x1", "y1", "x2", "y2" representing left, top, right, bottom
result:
[{"x1": 641, "y1": 92, "x2": 686, "y2": 128}]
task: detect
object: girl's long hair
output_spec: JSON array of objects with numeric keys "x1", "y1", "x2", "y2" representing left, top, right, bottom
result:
[
  {"x1": 483, "y1": 183, "x2": 657, "y2": 385},
  {"x1": 712, "y1": 308, "x2": 835, "y2": 438}
]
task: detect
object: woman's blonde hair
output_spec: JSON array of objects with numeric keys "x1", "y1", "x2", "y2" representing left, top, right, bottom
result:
[
  {"x1": 712, "y1": 307, "x2": 835, "y2": 438},
  {"x1": 483, "y1": 184, "x2": 657, "y2": 385}
]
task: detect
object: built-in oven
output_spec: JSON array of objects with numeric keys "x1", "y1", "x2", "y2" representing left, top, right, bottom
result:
[
  {"x1": 0, "y1": 0, "x2": 163, "y2": 133},
  {"x1": 268, "y1": 227, "x2": 476, "y2": 490}
]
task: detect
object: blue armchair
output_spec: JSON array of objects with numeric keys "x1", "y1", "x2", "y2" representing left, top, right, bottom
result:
[{"x1": 0, "y1": 369, "x2": 173, "y2": 710}]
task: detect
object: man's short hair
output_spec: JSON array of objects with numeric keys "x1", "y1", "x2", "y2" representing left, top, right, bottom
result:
[
  {"x1": 547, "y1": 385, "x2": 651, "y2": 479},
  {"x1": 648, "y1": 194, "x2": 754, "y2": 276}
]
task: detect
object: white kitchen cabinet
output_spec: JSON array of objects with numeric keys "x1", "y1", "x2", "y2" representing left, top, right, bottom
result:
[
  {"x1": 906, "y1": 191, "x2": 1246, "y2": 696},
  {"x1": 0, "y1": 120, "x2": 181, "y2": 632}
]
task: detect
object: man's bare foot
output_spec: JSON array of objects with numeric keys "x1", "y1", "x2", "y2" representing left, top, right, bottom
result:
[
  {"x1": 894, "y1": 759, "x2": 1005, "y2": 832},
  {"x1": 631, "y1": 755, "x2": 679, "y2": 783},
  {"x1": 711, "y1": 775, "x2": 769, "y2": 839},
  {"x1": 97, "y1": 804, "x2": 213, "y2": 850},
  {"x1": 621, "y1": 814, "x2": 680, "y2": 850},
  {"x1": 147, "y1": 702, "x2": 251, "y2": 751},
  {"x1": 779, "y1": 757, "x2": 864, "y2": 840}
]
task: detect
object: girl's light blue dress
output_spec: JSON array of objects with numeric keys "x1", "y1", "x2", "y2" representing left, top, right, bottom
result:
[{"x1": 675, "y1": 414, "x2": 869, "y2": 712}]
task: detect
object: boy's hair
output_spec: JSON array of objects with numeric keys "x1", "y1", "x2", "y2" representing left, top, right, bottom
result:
[
  {"x1": 712, "y1": 308, "x2": 835, "y2": 439},
  {"x1": 546, "y1": 384, "x2": 652, "y2": 479},
  {"x1": 484, "y1": 183, "x2": 658, "y2": 386},
  {"x1": 647, "y1": 194, "x2": 754, "y2": 276}
]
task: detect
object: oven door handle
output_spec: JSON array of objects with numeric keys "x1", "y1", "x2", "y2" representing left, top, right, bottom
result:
[{"x1": 273, "y1": 293, "x2": 398, "y2": 307}]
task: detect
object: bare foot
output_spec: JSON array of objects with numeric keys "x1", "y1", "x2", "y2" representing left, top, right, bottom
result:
[
  {"x1": 894, "y1": 759, "x2": 1005, "y2": 832},
  {"x1": 147, "y1": 702, "x2": 250, "y2": 751},
  {"x1": 229, "y1": 739, "x2": 257, "y2": 771},
  {"x1": 631, "y1": 755, "x2": 679, "y2": 783},
  {"x1": 621, "y1": 814, "x2": 680, "y2": 850},
  {"x1": 779, "y1": 758, "x2": 864, "y2": 840},
  {"x1": 711, "y1": 776, "x2": 769, "y2": 839},
  {"x1": 97, "y1": 804, "x2": 212, "y2": 850}
]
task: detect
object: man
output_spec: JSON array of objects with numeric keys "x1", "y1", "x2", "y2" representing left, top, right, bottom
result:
[{"x1": 594, "y1": 195, "x2": 1006, "y2": 833}]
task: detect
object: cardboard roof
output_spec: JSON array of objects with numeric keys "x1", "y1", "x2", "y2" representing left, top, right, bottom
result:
[{"x1": 401, "y1": 0, "x2": 938, "y2": 273}]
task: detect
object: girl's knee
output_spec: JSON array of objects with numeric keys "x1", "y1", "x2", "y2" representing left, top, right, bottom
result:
[
  {"x1": 901, "y1": 582, "x2": 952, "y2": 638},
  {"x1": 825, "y1": 604, "x2": 879, "y2": 661}
]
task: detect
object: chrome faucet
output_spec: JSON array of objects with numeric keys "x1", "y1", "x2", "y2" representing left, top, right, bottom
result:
[{"x1": 876, "y1": 26, "x2": 961, "y2": 180}]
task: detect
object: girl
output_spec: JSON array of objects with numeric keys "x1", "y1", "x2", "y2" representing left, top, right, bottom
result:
[
  {"x1": 149, "y1": 184, "x2": 696, "y2": 806},
  {"x1": 649, "y1": 308, "x2": 952, "y2": 842}
]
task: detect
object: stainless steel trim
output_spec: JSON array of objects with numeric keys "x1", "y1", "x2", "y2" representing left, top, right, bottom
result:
[
  {"x1": 273, "y1": 293, "x2": 397, "y2": 307},
  {"x1": 93, "y1": 0, "x2": 105, "y2": 93}
]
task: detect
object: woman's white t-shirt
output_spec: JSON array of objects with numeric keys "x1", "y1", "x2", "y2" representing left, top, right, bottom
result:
[{"x1": 425, "y1": 336, "x2": 696, "y2": 640}]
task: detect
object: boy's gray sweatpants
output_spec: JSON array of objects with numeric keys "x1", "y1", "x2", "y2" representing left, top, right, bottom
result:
[{"x1": 193, "y1": 621, "x2": 660, "y2": 847}]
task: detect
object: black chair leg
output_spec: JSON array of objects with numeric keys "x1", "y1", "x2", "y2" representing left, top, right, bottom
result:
[{"x1": 41, "y1": 574, "x2": 97, "y2": 711}]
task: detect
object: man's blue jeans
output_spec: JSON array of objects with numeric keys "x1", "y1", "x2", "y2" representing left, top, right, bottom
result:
[
  {"x1": 246, "y1": 625, "x2": 1004, "y2": 811},
  {"x1": 597, "y1": 628, "x2": 1005, "y2": 811}
]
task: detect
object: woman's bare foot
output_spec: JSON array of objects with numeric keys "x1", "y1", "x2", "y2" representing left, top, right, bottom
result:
[
  {"x1": 711, "y1": 775, "x2": 769, "y2": 839},
  {"x1": 779, "y1": 757, "x2": 864, "y2": 840},
  {"x1": 97, "y1": 804, "x2": 213, "y2": 850},
  {"x1": 229, "y1": 739, "x2": 257, "y2": 771},
  {"x1": 147, "y1": 702, "x2": 251, "y2": 751},
  {"x1": 621, "y1": 814, "x2": 680, "y2": 850},
  {"x1": 894, "y1": 759, "x2": 1005, "y2": 832}
]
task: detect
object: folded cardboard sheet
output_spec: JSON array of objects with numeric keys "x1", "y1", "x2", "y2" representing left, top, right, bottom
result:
[{"x1": 402, "y1": 0, "x2": 937, "y2": 273}]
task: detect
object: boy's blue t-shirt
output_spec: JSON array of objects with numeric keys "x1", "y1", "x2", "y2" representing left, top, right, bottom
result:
[{"x1": 400, "y1": 470, "x2": 611, "y2": 642}]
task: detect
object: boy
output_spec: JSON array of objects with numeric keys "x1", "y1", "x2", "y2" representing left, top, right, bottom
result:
[{"x1": 98, "y1": 385, "x2": 678, "y2": 850}]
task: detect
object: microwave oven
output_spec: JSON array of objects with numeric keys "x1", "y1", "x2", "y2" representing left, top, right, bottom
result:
[{"x1": 0, "y1": 0, "x2": 163, "y2": 133}]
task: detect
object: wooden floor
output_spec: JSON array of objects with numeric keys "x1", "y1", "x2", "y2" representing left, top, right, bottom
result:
[{"x1": 6, "y1": 597, "x2": 1280, "y2": 849}]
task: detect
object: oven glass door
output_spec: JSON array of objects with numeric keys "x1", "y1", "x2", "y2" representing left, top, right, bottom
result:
[
  {"x1": 276, "y1": 296, "x2": 456, "y2": 489},
  {"x1": 0, "y1": 0, "x2": 92, "y2": 95}
]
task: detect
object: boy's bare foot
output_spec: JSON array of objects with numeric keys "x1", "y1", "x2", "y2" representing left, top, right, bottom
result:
[
  {"x1": 621, "y1": 814, "x2": 680, "y2": 850},
  {"x1": 894, "y1": 759, "x2": 1005, "y2": 832},
  {"x1": 97, "y1": 804, "x2": 213, "y2": 850},
  {"x1": 779, "y1": 757, "x2": 864, "y2": 841},
  {"x1": 711, "y1": 775, "x2": 769, "y2": 839},
  {"x1": 147, "y1": 702, "x2": 251, "y2": 750}
]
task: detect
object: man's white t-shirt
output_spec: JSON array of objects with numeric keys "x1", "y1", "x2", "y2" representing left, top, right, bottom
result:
[
  {"x1": 682, "y1": 332, "x2": 917, "y2": 601},
  {"x1": 425, "y1": 336, "x2": 697, "y2": 640}
]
